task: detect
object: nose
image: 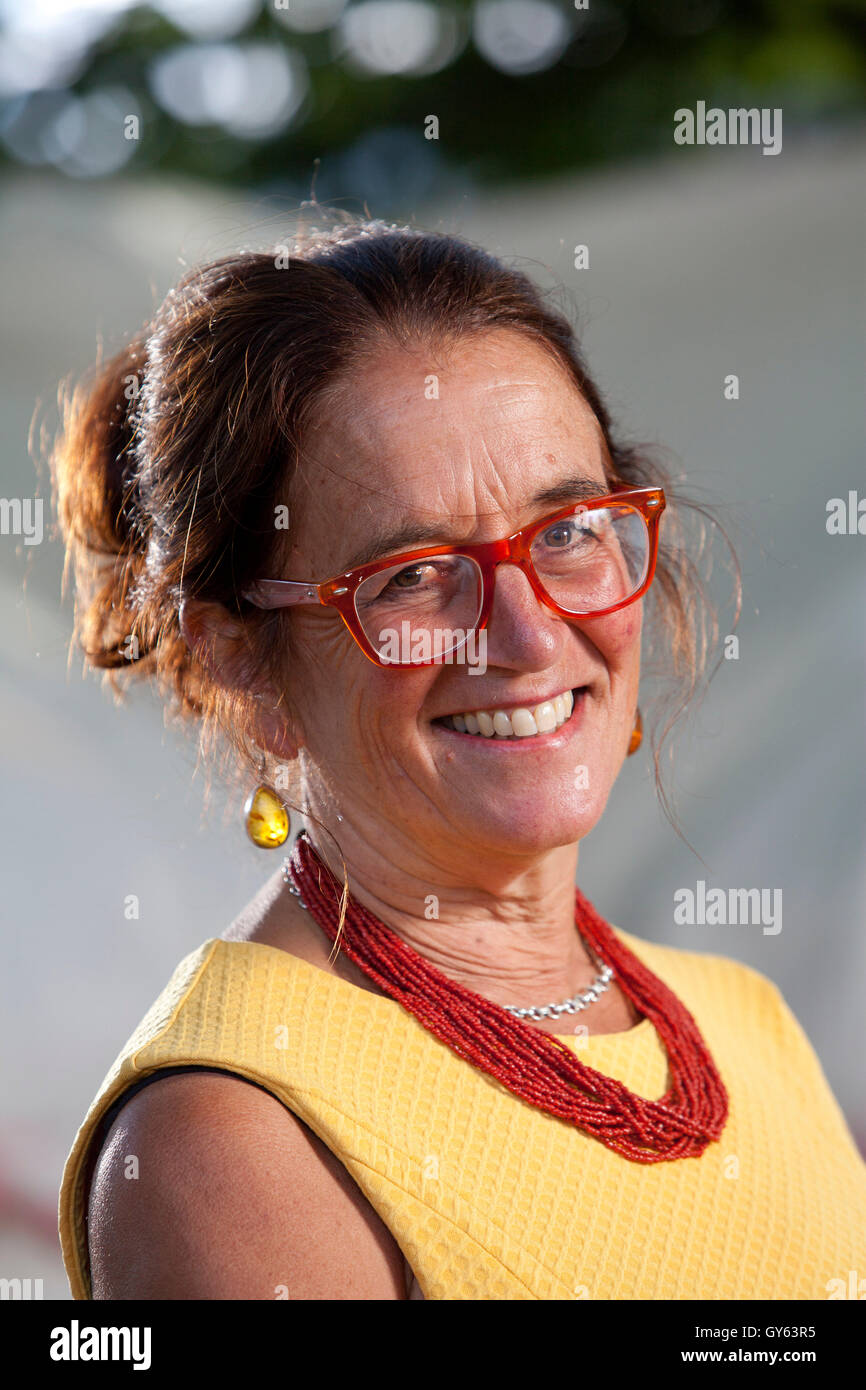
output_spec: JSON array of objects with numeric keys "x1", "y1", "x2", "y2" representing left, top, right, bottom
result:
[{"x1": 482, "y1": 560, "x2": 569, "y2": 671}]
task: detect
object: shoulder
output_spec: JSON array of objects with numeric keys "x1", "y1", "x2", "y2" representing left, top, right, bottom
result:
[
  {"x1": 611, "y1": 925, "x2": 816, "y2": 1040},
  {"x1": 221, "y1": 872, "x2": 388, "y2": 998},
  {"x1": 613, "y1": 924, "x2": 782, "y2": 1002},
  {"x1": 615, "y1": 927, "x2": 856, "y2": 1118},
  {"x1": 88, "y1": 1068, "x2": 407, "y2": 1300}
]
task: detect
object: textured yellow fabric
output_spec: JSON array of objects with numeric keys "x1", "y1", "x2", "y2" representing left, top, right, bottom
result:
[{"x1": 59, "y1": 927, "x2": 866, "y2": 1300}]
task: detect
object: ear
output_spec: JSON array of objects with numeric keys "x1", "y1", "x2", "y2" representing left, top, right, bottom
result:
[{"x1": 178, "y1": 596, "x2": 302, "y2": 760}]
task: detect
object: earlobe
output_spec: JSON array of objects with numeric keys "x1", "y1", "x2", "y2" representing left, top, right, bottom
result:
[
  {"x1": 179, "y1": 596, "x2": 303, "y2": 757},
  {"x1": 252, "y1": 692, "x2": 304, "y2": 762}
]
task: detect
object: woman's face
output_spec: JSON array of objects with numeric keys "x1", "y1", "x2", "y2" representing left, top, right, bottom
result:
[{"x1": 280, "y1": 329, "x2": 642, "y2": 865}]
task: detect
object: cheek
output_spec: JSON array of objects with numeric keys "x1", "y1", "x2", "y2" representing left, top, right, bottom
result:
[
  {"x1": 359, "y1": 672, "x2": 433, "y2": 723},
  {"x1": 585, "y1": 605, "x2": 642, "y2": 666},
  {"x1": 295, "y1": 634, "x2": 436, "y2": 744}
]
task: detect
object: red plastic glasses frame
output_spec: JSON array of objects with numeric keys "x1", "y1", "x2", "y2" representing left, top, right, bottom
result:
[{"x1": 242, "y1": 485, "x2": 666, "y2": 668}]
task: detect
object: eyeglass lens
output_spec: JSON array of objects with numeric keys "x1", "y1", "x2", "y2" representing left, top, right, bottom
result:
[{"x1": 353, "y1": 504, "x2": 649, "y2": 662}]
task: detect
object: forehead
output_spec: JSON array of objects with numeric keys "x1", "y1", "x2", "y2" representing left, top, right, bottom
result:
[{"x1": 288, "y1": 328, "x2": 609, "y2": 568}]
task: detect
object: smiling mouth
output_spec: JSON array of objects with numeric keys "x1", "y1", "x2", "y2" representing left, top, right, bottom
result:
[{"x1": 433, "y1": 687, "x2": 588, "y2": 740}]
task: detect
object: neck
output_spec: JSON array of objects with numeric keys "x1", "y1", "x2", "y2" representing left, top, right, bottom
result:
[{"x1": 300, "y1": 803, "x2": 600, "y2": 1012}]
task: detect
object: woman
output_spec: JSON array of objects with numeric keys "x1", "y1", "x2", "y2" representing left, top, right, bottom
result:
[{"x1": 55, "y1": 218, "x2": 866, "y2": 1300}]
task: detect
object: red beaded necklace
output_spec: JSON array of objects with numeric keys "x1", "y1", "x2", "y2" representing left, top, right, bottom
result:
[{"x1": 286, "y1": 833, "x2": 728, "y2": 1164}]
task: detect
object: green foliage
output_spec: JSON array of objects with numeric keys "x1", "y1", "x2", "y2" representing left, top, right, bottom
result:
[{"x1": 1, "y1": 0, "x2": 863, "y2": 200}]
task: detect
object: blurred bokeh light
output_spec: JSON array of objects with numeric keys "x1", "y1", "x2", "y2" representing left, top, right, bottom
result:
[
  {"x1": 0, "y1": 0, "x2": 862, "y2": 202},
  {"x1": 149, "y1": 41, "x2": 308, "y2": 136},
  {"x1": 335, "y1": 1, "x2": 463, "y2": 78},
  {"x1": 472, "y1": 0, "x2": 571, "y2": 75}
]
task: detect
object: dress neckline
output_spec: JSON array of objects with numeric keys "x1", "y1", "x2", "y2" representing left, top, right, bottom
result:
[{"x1": 211, "y1": 932, "x2": 661, "y2": 1050}]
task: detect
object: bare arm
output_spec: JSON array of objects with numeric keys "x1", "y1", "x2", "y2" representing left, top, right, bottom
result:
[{"x1": 87, "y1": 1071, "x2": 408, "y2": 1300}]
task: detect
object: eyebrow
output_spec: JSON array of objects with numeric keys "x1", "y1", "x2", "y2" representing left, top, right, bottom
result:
[{"x1": 339, "y1": 474, "x2": 610, "y2": 573}]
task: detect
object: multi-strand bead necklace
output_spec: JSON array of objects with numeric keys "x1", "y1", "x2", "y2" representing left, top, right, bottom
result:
[{"x1": 284, "y1": 831, "x2": 728, "y2": 1163}]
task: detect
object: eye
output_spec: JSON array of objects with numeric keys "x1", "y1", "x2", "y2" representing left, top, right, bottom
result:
[
  {"x1": 385, "y1": 559, "x2": 461, "y2": 591},
  {"x1": 358, "y1": 557, "x2": 464, "y2": 608},
  {"x1": 545, "y1": 522, "x2": 579, "y2": 547},
  {"x1": 541, "y1": 517, "x2": 601, "y2": 548},
  {"x1": 391, "y1": 564, "x2": 426, "y2": 589}
]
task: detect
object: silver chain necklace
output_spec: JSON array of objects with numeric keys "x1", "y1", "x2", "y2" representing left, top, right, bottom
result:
[
  {"x1": 282, "y1": 860, "x2": 615, "y2": 1023},
  {"x1": 503, "y1": 955, "x2": 615, "y2": 1021}
]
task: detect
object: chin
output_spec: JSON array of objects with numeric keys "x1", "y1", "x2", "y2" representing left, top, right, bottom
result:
[{"x1": 446, "y1": 791, "x2": 608, "y2": 859}]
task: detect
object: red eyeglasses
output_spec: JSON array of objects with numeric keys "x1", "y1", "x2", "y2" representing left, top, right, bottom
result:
[{"x1": 242, "y1": 485, "x2": 665, "y2": 668}]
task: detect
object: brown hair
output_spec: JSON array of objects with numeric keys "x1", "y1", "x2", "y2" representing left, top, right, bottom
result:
[{"x1": 47, "y1": 211, "x2": 738, "y2": 834}]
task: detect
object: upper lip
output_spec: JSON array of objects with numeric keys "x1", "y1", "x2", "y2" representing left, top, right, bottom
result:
[{"x1": 434, "y1": 683, "x2": 589, "y2": 721}]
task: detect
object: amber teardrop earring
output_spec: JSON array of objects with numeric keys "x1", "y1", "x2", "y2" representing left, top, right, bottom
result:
[
  {"x1": 244, "y1": 784, "x2": 290, "y2": 848},
  {"x1": 627, "y1": 708, "x2": 643, "y2": 756}
]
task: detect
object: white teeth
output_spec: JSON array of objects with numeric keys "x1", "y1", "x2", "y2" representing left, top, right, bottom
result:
[
  {"x1": 534, "y1": 701, "x2": 557, "y2": 734},
  {"x1": 511, "y1": 708, "x2": 537, "y2": 737},
  {"x1": 442, "y1": 690, "x2": 579, "y2": 739}
]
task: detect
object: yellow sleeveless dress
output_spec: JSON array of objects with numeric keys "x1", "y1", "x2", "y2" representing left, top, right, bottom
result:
[{"x1": 59, "y1": 927, "x2": 866, "y2": 1300}]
